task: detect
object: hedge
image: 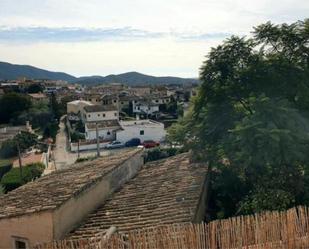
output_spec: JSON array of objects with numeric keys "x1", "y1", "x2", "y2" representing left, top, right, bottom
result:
[
  {"x1": 0, "y1": 159, "x2": 12, "y2": 180},
  {"x1": 145, "y1": 147, "x2": 183, "y2": 162},
  {"x1": 1, "y1": 162, "x2": 45, "y2": 193}
]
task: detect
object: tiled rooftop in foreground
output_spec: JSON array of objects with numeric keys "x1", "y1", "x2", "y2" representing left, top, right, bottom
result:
[
  {"x1": 69, "y1": 153, "x2": 208, "y2": 239},
  {"x1": 0, "y1": 149, "x2": 141, "y2": 219}
]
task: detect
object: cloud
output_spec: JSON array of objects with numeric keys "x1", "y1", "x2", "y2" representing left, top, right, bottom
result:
[
  {"x1": 0, "y1": 26, "x2": 164, "y2": 43},
  {"x1": 0, "y1": 26, "x2": 233, "y2": 43},
  {"x1": 172, "y1": 32, "x2": 232, "y2": 41}
]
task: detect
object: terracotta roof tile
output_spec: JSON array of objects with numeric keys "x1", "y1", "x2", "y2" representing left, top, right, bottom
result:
[
  {"x1": 68, "y1": 153, "x2": 207, "y2": 239},
  {"x1": 0, "y1": 149, "x2": 141, "y2": 219}
]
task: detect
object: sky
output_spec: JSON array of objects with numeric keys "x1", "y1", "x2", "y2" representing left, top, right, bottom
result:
[{"x1": 0, "y1": 0, "x2": 308, "y2": 78}]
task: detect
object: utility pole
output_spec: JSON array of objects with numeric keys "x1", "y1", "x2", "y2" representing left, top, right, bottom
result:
[
  {"x1": 16, "y1": 139, "x2": 23, "y2": 181},
  {"x1": 77, "y1": 139, "x2": 80, "y2": 159},
  {"x1": 96, "y1": 122, "x2": 100, "y2": 157}
]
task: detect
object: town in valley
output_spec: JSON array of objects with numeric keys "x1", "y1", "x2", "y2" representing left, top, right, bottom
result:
[{"x1": 0, "y1": 1, "x2": 308, "y2": 249}]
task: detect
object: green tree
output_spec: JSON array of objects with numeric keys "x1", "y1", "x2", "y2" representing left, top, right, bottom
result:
[
  {"x1": 50, "y1": 93, "x2": 61, "y2": 120},
  {"x1": 168, "y1": 19, "x2": 309, "y2": 218},
  {"x1": 0, "y1": 93, "x2": 32, "y2": 124},
  {"x1": 43, "y1": 122, "x2": 59, "y2": 141},
  {"x1": 26, "y1": 84, "x2": 44, "y2": 93},
  {"x1": 0, "y1": 132, "x2": 38, "y2": 158}
]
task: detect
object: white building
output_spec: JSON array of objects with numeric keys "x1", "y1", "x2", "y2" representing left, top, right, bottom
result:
[
  {"x1": 116, "y1": 119, "x2": 166, "y2": 143},
  {"x1": 82, "y1": 105, "x2": 119, "y2": 122},
  {"x1": 132, "y1": 100, "x2": 159, "y2": 116},
  {"x1": 85, "y1": 120, "x2": 122, "y2": 141},
  {"x1": 83, "y1": 105, "x2": 121, "y2": 141}
]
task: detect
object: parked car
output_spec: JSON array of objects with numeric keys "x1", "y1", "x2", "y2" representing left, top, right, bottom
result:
[
  {"x1": 142, "y1": 140, "x2": 160, "y2": 148},
  {"x1": 104, "y1": 140, "x2": 125, "y2": 149},
  {"x1": 125, "y1": 138, "x2": 141, "y2": 147}
]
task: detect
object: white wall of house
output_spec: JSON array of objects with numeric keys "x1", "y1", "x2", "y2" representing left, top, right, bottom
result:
[
  {"x1": 132, "y1": 102, "x2": 159, "y2": 115},
  {"x1": 70, "y1": 141, "x2": 108, "y2": 151},
  {"x1": 117, "y1": 120, "x2": 166, "y2": 143},
  {"x1": 83, "y1": 111, "x2": 118, "y2": 122},
  {"x1": 85, "y1": 127, "x2": 116, "y2": 140}
]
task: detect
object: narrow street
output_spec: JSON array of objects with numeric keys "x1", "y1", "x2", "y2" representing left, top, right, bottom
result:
[
  {"x1": 52, "y1": 116, "x2": 77, "y2": 170},
  {"x1": 46, "y1": 116, "x2": 129, "y2": 172}
]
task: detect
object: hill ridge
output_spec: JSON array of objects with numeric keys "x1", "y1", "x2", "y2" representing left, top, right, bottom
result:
[{"x1": 0, "y1": 61, "x2": 198, "y2": 85}]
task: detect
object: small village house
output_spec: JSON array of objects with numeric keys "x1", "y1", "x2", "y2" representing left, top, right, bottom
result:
[
  {"x1": 132, "y1": 99, "x2": 160, "y2": 117},
  {"x1": 116, "y1": 119, "x2": 166, "y2": 143},
  {"x1": 0, "y1": 150, "x2": 144, "y2": 249},
  {"x1": 82, "y1": 105, "x2": 121, "y2": 141}
]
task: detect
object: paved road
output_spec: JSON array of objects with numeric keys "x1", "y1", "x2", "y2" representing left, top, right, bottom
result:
[
  {"x1": 49, "y1": 116, "x2": 130, "y2": 171},
  {"x1": 52, "y1": 116, "x2": 77, "y2": 170}
]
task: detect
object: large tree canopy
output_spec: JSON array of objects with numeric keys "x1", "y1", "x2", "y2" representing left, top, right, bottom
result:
[
  {"x1": 0, "y1": 93, "x2": 32, "y2": 124},
  {"x1": 168, "y1": 19, "x2": 309, "y2": 218}
]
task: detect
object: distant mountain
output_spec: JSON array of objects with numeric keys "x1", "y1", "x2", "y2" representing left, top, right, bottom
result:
[
  {"x1": 0, "y1": 61, "x2": 76, "y2": 81},
  {"x1": 0, "y1": 61, "x2": 198, "y2": 85},
  {"x1": 75, "y1": 72, "x2": 198, "y2": 85}
]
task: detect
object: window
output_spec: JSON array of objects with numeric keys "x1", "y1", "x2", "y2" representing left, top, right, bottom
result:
[
  {"x1": 88, "y1": 114, "x2": 91, "y2": 118},
  {"x1": 114, "y1": 112, "x2": 117, "y2": 116},
  {"x1": 98, "y1": 114, "x2": 100, "y2": 117},
  {"x1": 103, "y1": 113, "x2": 106, "y2": 117},
  {"x1": 12, "y1": 237, "x2": 29, "y2": 249},
  {"x1": 113, "y1": 100, "x2": 117, "y2": 103},
  {"x1": 15, "y1": 241, "x2": 26, "y2": 249},
  {"x1": 155, "y1": 100, "x2": 159, "y2": 103},
  {"x1": 107, "y1": 131, "x2": 111, "y2": 135},
  {"x1": 121, "y1": 101, "x2": 124, "y2": 104},
  {"x1": 140, "y1": 130, "x2": 144, "y2": 135}
]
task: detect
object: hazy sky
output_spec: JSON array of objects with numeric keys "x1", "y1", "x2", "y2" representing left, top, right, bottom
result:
[{"x1": 0, "y1": 0, "x2": 308, "y2": 78}]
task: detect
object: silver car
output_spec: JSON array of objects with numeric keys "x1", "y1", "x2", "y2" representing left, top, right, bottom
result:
[{"x1": 104, "y1": 140, "x2": 125, "y2": 149}]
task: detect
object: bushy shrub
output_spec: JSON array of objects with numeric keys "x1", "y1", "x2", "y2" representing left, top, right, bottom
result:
[
  {"x1": 70, "y1": 131, "x2": 85, "y2": 142},
  {"x1": 75, "y1": 156, "x2": 96, "y2": 163},
  {"x1": 0, "y1": 139, "x2": 18, "y2": 158},
  {"x1": 1, "y1": 162, "x2": 45, "y2": 193},
  {"x1": 44, "y1": 122, "x2": 59, "y2": 141},
  {"x1": 0, "y1": 131, "x2": 38, "y2": 158},
  {"x1": 0, "y1": 159, "x2": 12, "y2": 180},
  {"x1": 145, "y1": 147, "x2": 182, "y2": 162}
]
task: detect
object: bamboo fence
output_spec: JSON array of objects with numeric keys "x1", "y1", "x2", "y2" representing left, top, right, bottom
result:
[{"x1": 35, "y1": 206, "x2": 309, "y2": 249}]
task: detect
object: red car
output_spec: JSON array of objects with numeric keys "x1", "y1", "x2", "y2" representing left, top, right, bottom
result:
[{"x1": 142, "y1": 140, "x2": 160, "y2": 148}]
